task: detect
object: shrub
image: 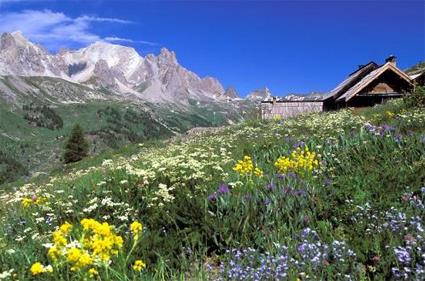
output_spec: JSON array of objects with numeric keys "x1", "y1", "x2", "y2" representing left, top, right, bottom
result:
[
  {"x1": 404, "y1": 86, "x2": 425, "y2": 108},
  {"x1": 22, "y1": 103, "x2": 63, "y2": 130},
  {"x1": 63, "y1": 124, "x2": 89, "y2": 164},
  {"x1": 0, "y1": 151, "x2": 27, "y2": 185}
]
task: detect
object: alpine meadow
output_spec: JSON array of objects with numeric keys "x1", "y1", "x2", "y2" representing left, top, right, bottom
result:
[{"x1": 0, "y1": 1, "x2": 424, "y2": 281}]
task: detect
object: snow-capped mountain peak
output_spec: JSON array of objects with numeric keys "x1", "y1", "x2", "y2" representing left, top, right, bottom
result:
[
  {"x1": 0, "y1": 31, "x2": 229, "y2": 104},
  {"x1": 247, "y1": 87, "x2": 272, "y2": 100}
]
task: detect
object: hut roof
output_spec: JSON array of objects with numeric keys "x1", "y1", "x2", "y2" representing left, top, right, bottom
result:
[
  {"x1": 336, "y1": 62, "x2": 413, "y2": 102},
  {"x1": 260, "y1": 57, "x2": 413, "y2": 104},
  {"x1": 410, "y1": 72, "x2": 424, "y2": 81},
  {"x1": 323, "y1": 62, "x2": 379, "y2": 101}
]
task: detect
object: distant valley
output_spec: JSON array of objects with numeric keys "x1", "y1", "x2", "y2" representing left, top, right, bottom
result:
[{"x1": 0, "y1": 31, "x2": 260, "y2": 184}]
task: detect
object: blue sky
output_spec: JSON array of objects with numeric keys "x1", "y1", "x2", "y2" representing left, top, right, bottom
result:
[{"x1": 0, "y1": 0, "x2": 424, "y2": 96}]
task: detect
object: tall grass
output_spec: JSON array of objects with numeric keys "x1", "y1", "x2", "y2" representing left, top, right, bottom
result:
[{"x1": 0, "y1": 99, "x2": 424, "y2": 280}]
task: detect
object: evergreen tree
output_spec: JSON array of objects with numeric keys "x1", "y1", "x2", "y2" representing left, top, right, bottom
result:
[{"x1": 63, "y1": 124, "x2": 89, "y2": 164}]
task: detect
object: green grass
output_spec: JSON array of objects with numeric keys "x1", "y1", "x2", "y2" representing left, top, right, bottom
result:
[
  {"x1": 0, "y1": 96, "x2": 247, "y2": 185},
  {"x1": 0, "y1": 99, "x2": 424, "y2": 280}
]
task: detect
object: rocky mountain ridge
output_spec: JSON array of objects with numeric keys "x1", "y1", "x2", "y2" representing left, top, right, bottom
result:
[
  {"x1": 247, "y1": 87, "x2": 272, "y2": 100},
  {"x1": 0, "y1": 31, "x2": 233, "y2": 104}
]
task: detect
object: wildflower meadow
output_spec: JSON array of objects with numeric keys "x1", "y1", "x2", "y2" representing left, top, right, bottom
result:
[{"x1": 0, "y1": 98, "x2": 424, "y2": 280}]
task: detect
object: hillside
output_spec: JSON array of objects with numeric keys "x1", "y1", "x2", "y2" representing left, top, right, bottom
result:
[
  {"x1": 0, "y1": 98, "x2": 424, "y2": 280},
  {"x1": 0, "y1": 31, "x2": 256, "y2": 184},
  {"x1": 405, "y1": 61, "x2": 425, "y2": 75},
  {"x1": 0, "y1": 94, "x2": 252, "y2": 184}
]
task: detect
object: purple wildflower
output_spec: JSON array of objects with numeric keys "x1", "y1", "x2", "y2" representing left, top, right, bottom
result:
[
  {"x1": 324, "y1": 178, "x2": 332, "y2": 187},
  {"x1": 394, "y1": 246, "x2": 412, "y2": 265},
  {"x1": 218, "y1": 183, "x2": 230, "y2": 194},
  {"x1": 293, "y1": 141, "x2": 305, "y2": 149},
  {"x1": 287, "y1": 172, "x2": 298, "y2": 179},
  {"x1": 276, "y1": 173, "x2": 285, "y2": 180},
  {"x1": 382, "y1": 124, "x2": 395, "y2": 133},
  {"x1": 266, "y1": 182, "x2": 275, "y2": 191},
  {"x1": 392, "y1": 267, "x2": 408, "y2": 280},
  {"x1": 364, "y1": 123, "x2": 377, "y2": 133},
  {"x1": 294, "y1": 189, "x2": 307, "y2": 197},
  {"x1": 208, "y1": 193, "x2": 217, "y2": 202}
]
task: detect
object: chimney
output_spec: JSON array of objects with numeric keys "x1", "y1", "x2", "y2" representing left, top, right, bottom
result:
[
  {"x1": 385, "y1": 55, "x2": 397, "y2": 66},
  {"x1": 272, "y1": 96, "x2": 277, "y2": 105}
]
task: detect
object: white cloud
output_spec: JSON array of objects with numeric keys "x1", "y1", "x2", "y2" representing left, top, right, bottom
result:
[
  {"x1": 104, "y1": 36, "x2": 158, "y2": 46},
  {"x1": 77, "y1": 15, "x2": 133, "y2": 25},
  {"x1": 0, "y1": 9, "x2": 154, "y2": 50}
]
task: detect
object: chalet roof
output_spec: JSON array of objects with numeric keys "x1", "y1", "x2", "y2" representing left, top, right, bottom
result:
[
  {"x1": 410, "y1": 72, "x2": 424, "y2": 80},
  {"x1": 261, "y1": 57, "x2": 413, "y2": 104},
  {"x1": 336, "y1": 62, "x2": 413, "y2": 102},
  {"x1": 347, "y1": 61, "x2": 378, "y2": 76},
  {"x1": 323, "y1": 61, "x2": 378, "y2": 101}
]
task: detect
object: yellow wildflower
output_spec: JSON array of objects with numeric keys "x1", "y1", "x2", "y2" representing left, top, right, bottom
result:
[
  {"x1": 114, "y1": 235, "x2": 124, "y2": 248},
  {"x1": 22, "y1": 198, "x2": 32, "y2": 208},
  {"x1": 233, "y1": 155, "x2": 263, "y2": 177},
  {"x1": 88, "y1": 268, "x2": 98, "y2": 278},
  {"x1": 386, "y1": 111, "x2": 395, "y2": 118},
  {"x1": 45, "y1": 218, "x2": 143, "y2": 275},
  {"x1": 275, "y1": 147, "x2": 319, "y2": 174},
  {"x1": 67, "y1": 247, "x2": 82, "y2": 263},
  {"x1": 52, "y1": 230, "x2": 67, "y2": 246},
  {"x1": 81, "y1": 218, "x2": 97, "y2": 230},
  {"x1": 130, "y1": 221, "x2": 143, "y2": 236},
  {"x1": 30, "y1": 262, "x2": 45, "y2": 276},
  {"x1": 254, "y1": 167, "x2": 263, "y2": 177},
  {"x1": 59, "y1": 222, "x2": 72, "y2": 234},
  {"x1": 78, "y1": 253, "x2": 93, "y2": 267},
  {"x1": 133, "y1": 259, "x2": 146, "y2": 271},
  {"x1": 48, "y1": 246, "x2": 59, "y2": 261}
]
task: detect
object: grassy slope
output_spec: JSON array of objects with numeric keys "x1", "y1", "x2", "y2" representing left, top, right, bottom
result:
[
  {"x1": 0, "y1": 99, "x2": 424, "y2": 280},
  {"x1": 0, "y1": 95, "x2": 248, "y2": 184}
]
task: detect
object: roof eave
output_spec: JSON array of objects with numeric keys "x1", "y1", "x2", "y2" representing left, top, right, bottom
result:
[{"x1": 337, "y1": 63, "x2": 414, "y2": 102}]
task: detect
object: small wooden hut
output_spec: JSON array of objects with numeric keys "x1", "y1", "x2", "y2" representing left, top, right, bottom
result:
[{"x1": 261, "y1": 56, "x2": 414, "y2": 119}]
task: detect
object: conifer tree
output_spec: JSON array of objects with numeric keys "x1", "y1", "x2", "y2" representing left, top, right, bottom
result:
[{"x1": 63, "y1": 124, "x2": 89, "y2": 163}]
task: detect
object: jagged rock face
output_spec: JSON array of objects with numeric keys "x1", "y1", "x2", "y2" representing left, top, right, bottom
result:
[
  {"x1": 247, "y1": 87, "x2": 272, "y2": 100},
  {"x1": 283, "y1": 92, "x2": 326, "y2": 101},
  {"x1": 199, "y1": 77, "x2": 225, "y2": 97},
  {"x1": 223, "y1": 86, "x2": 239, "y2": 99},
  {"x1": 0, "y1": 33, "x2": 16, "y2": 49},
  {"x1": 0, "y1": 31, "x2": 66, "y2": 77},
  {"x1": 92, "y1": 59, "x2": 120, "y2": 88},
  {"x1": 0, "y1": 31, "x2": 227, "y2": 104},
  {"x1": 158, "y1": 47, "x2": 177, "y2": 66}
]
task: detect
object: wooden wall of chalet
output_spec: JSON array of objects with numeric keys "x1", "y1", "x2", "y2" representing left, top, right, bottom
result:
[
  {"x1": 261, "y1": 101, "x2": 323, "y2": 119},
  {"x1": 369, "y1": 82, "x2": 395, "y2": 93},
  {"x1": 363, "y1": 70, "x2": 413, "y2": 95}
]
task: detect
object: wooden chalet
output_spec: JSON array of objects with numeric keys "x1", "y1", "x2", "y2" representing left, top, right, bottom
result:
[{"x1": 261, "y1": 56, "x2": 414, "y2": 119}]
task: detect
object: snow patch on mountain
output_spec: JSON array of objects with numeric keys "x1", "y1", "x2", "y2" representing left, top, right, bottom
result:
[{"x1": 0, "y1": 31, "x2": 230, "y2": 104}]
